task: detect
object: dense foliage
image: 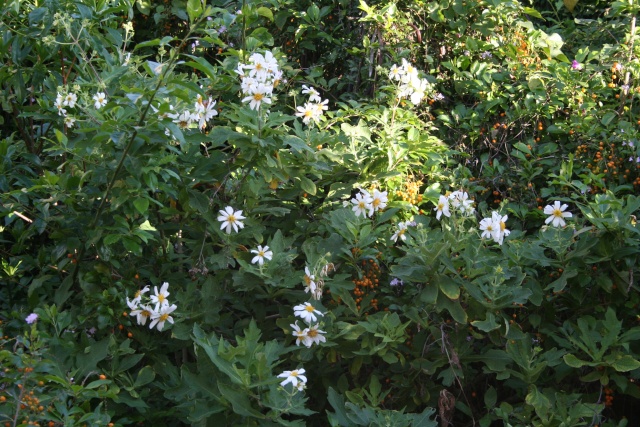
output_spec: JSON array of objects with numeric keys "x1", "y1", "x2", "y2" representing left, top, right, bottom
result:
[{"x1": 1, "y1": 0, "x2": 640, "y2": 426}]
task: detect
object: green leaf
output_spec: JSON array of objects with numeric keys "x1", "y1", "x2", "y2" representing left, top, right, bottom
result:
[
  {"x1": 192, "y1": 324, "x2": 245, "y2": 386},
  {"x1": 217, "y1": 382, "x2": 265, "y2": 418},
  {"x1": 133, "y1": 197, "x2": 149, "y2": 215},
  {"x1": 563, "y1": 353, "x2": 589, "y2": 368},
  {"x1": 438, "y1": 275, "x2": 460, "y2": 299},
  {"x1": 609, "y1": 355, "x2": 640, "y2": 372},
  {"x1": 484, "y1": 386, "x2": 497, "y2": 408},
  {"x1": 601, "y1": 111, "x2": 617, "y2": 126},
  {"x1": 523, "y1": 7, "x2": 544, "y2": 19},
  {"x1": 134, "y1": 366, "x2": 155, "y2": 387},
  {"x1": 471, "y1": 313, "x2": 501, "y2": 332},
  {"x1": 138, "y1": 219, "x2": 156, "y2": 231},
  {"x1": 298, "y1": 176, "x2": 317, "y2": 195},
  {"x1": 187, "y1": 0, "x2": 203, "y2": 22},
  {"x1": 525, "y1": 384, "x2": 550, "y2": 410},
  {"x1": 256, "y1": 6, "x2": 273, "y2": 21}
]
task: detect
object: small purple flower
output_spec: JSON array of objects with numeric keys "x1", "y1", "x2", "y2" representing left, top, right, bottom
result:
[
  {"x1": 571, "y1": 60, "x2": 582, "y2": 70},
  {"x1": 390, "y1": 278, "x2": 404, "y2": 287},
  {"x1": 217, "y1": 25, "x2": 226, "y2": 34},
  {"x1": 25, "y1": 313, "x2": 38, "y2": 324},
  {"x1": 480, "y1": 51, "x2": 492, "y2": 59}
]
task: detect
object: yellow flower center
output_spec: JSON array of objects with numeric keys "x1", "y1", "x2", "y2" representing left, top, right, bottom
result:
[
  {"x1": 500, "y1": 221, "x2": 506, "y2": 231},
  {"x1": 307, "y1": 329, "x2": 318, "y2": 338},
  {"x1": 258, "y1": 250, "x2": 265, "y2": 257},
  {"x1": 437, "y1": 202, "x2": 444, "y2": 210},
  {"x1": 253, "y1": 93, "x2": 264, "y2": 101},
  {"x1": 227, "y1": 214, "x2": 236, "y2": 223},
  {"x1": 158, "y1": 294, "x2": 165, "y2": 303},
  {"x1": 291, "y1": 371, "x2": 299, "y2": 377},
  {"x1": 304, "y1": 275, "x2": 311, "y2": 285},
  {"x1": 304, "y1": 110, "x2": 313, "y2": 117},
  {"x1": 305, "y1": 305, "x2": 316, "y2": 313},
  {"x1": 373, "y1": 198, "x2": 381, "y2": 207},
  {"x1": 159, "y1": 313, "x2": 169, "y2": 322},
  {"x1": 553, "y1": 208, "x2": 563, "y2": 218},
  {"x1": 141, "y1": 310, "x2": 150, "y2": 318}
]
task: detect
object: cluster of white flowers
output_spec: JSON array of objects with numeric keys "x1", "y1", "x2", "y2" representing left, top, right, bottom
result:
[
  {"x1": 302, "y1": 263, "x2": 334, "y2": 300},
  {"x1": 217, "y1": 206, "x2": 246, "y2": 234},
  {"x1": 479, "y1": 212, "x2": 510, "y2": 245},
  {"x1": 387, "y1": 59, "x2": 432, "y2": 105},
  {"x1": 434, "y1": 191, "x2": 476, "y2": 220},
  {"x1": 295, "y1": 85, "x2": 329, "y2": 125},
  {"x1": 351, "y1": 188, "x2": 388, "y2": 218},
  {"x1": 126, "y1": 282, "x2": 177, "y2": 331},
  {"x1": 53, "y1": 89, "x2": 108, "y2": 129},
  {"x1": 166, "y1": 94, "x2": 218, "y2": 131},
  {"x1": 290, "y1": 301, "x2": 326, "y2": 350},
  {"x1": 279, "y1": 263, "x2": 334, "y2": 392},
  {"x1": 236, "y1": 51, "x2": 282, "y2": 111}
]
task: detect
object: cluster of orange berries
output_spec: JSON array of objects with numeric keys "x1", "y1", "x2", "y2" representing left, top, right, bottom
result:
[
  {"x1": 352, "y1": 259, "x2": 382, "y2": 312},
  {"x1": 603, "y1": 386, "x2": 614, "y2": 407},
  {"x1": 394, "y1": 179, "x2": 423, "y2": 205},
  {"x1": 576, "y1": 141, "x2": 639, "y2": 188}
]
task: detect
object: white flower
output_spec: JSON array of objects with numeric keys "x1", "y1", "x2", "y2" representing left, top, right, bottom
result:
[
  {"x1": 295, "y1": 102, "x2": 317, "y2": 124},
  {"x1": 192, "y1": 98, "x2": 218, "y2": 130},
  {"x1": 93, "y1": 92, "x2": 107, "y2": 109},
  {"x1": 491, "y1": 211, "x2": 510, "y2": 245},
  {"x1": 301, "y1": 85, "x2": 321, "y2": 103},
  {"x1": 172, "y1": 111, "x2": 193, "y2": 129},
  {"x1": 242, "y1": 83, "x2": 272, "y2": 110},
  {"x1": 63, "y1": 92, "x2": 77, "y2": 108},
  {"x1": 293, "y1": 302, "x2": 324, "y2": 324},
  {"x1": 388, "y1": 64, "x2": 404, "y2": 80},
  {"x1": 434, "y1": 195, "x2": 451, "y2": 220},
  {"x1": 544, "y1": 201, "x2": 572, "y2": 228},
  {"x1": 303, "y1": 266, "x2": 316, "y2": 294},
  {"x1": 449, "y1": 191, "x2": 475, "y2": 216},
  {"x1": 370, "y1": 189, "x2": 388, "y2": 214},
  {"x1": 130, "y1": 304, "x2": 153, "y2": 326},
  {"x1": 150, "y1": 282, "x2": 170, "y2": 310},
  {"x1": 64, "y1": 116, "x2": 76, "y2": 128},
  {"x1": 391, "y1": 221, "x2": 409, "y2": 242},
  {"x1": 290, "y1": 322, "x2": 308, "y2": 346},
  {"x1": 217, "y1": 206, "x2": 246, "y2": 234},
  {"x1": 278, "y1": 368, "x2": 307, "y2": 388},
  {"x1": 304, "y1": 324, "x2": 326, "y2": 347},
  {"x1": 251, "y1": 245, "x2": 273, "y2": 265},
  {"x1": 54, "y1": 94, "x2": 67, "y2": 116},
  {"x1": 127, "y1": 285, "x2": 150, "y2": 308},
  {"x1": 149, "y1": 303, "x2": 177, "y2": 331},
  {"x1": 351, "y1": 190, "x2": 373, "y2": 218},
  {"x1": 479, "y1": 217, "x2": 496, "y2": 240}
]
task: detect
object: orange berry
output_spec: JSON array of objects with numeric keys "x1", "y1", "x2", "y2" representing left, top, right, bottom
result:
[{"x1": 99, "y1": 374, "x2": 107, "y2": 380}]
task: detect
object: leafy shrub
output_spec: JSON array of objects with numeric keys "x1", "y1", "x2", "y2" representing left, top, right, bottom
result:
[{"x1": 1, "y1": 0, "x2": 639, "y2": 426}]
